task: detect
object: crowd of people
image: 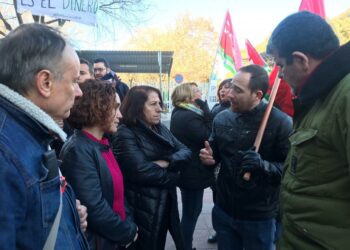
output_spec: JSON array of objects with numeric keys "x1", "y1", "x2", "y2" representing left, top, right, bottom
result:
[{"x1": 0, "y1": 11, "x2": 350, "y2": 250}]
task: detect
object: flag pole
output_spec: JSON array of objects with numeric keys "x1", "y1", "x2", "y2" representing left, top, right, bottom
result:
[
  {"x1": 243, "y1": 74, "x2": 281, "y2": 181},
  {"x1": 207, "y1": 10, "x2": 229, "y2": 102}
]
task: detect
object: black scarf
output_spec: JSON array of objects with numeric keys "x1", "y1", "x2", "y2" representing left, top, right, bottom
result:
[{"x1": 293, "y1": 42, "x2": 350, "y2": 120}]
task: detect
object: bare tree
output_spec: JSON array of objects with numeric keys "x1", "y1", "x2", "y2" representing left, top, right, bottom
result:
[{"x1": 0, "y1": 0, "x2": 151, "y2": 37}]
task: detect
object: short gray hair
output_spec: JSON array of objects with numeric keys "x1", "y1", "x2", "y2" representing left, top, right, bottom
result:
[{"x1": 0, "y1": 23, "x2": 66, "y2": 94}]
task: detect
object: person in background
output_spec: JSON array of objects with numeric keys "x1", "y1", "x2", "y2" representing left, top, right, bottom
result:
[
  {"x1": 200, "y1": 65, "x2": 292, "y2": 250},
  {"x1": 211, "y1": 79, "x2": 233, "y2": 118},
  {"x1": 0, "y1": 23, "x2": 89, "y2": 249},
  {"x1": 113, "y1": 85, "x2": 191, "y2": 250},
  {"x1": 267, "y1": 11, "x2": 350, "y2": 249},
  {"x1": 78, "y1": 58, "x2": 94, "y2": 84},
  {"x1": 51, "y1": 57, "x2": 92, "y2": 155},
  {"x1": 207, "y1": 78, "x2": 233, "y2": 244},
  {"x1": 93, "y1": 58, "x2": 129, "y2": 102},
  {"x1": 170, "y1": 82, "x2": 214, "y2": 250},
  {"x1": 60, "y1": 80, "x2": 138, "y2": 250}
]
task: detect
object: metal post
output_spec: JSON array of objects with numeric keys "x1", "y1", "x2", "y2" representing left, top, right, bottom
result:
[{"x1": 158, "y1": 51, "x2": 162, "y2": 101}]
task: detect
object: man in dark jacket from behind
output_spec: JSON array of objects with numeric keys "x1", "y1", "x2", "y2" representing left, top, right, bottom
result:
[{"x1": 200, "y1": 64, "x2": 292, "y2": 250}]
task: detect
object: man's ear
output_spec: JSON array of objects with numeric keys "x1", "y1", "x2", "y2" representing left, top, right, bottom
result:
[
  {"x1": 292, "y1": 51, "x2": 310, "y2": 72},
  {"x1": 34, "y1": 69, "x2": 54, "y2": 98},
  {"x1": 255, "y1": 90, "x2": 264, "y2": 100}
]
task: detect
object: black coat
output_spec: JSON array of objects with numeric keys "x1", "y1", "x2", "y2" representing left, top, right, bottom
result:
[
  {"x1": 170, "y1": 106, "x2": 214, "y2": 189},
  {"x1": 210, "y1": 101, "x2": 231, "y2": 119},
  {"x1": 115, "y1": 81, "x2": 129, "y2": 103},
  {"x1": 101, "y1": 71, "x2": 129, "y2": 102},
  {"x1": 210, "y1": 102, "x2": 292, "y2": 220},
  {"x1": 112, "y1": 120, "x2": 191, "y2": 250},
  {"x1": 60, "y1": 130, "x2": 137, "y2": 250}
]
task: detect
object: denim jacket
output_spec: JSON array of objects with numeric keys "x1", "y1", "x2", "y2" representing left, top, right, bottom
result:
[{"x1": 0, "y1": 84, "x2": 89, "y2": 249}]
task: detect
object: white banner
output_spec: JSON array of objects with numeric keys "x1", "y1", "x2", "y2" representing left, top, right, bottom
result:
[{"x1": 17, "y1": 0, "x2": 98, "y2": 26}]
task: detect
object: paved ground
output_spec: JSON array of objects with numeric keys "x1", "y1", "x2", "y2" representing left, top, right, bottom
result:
[{"x1": 165, "y1": 188, "x2": 217, "y2": 250}]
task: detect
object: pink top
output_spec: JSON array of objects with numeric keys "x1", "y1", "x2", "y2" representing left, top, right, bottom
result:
[{"x1": 83, "y1": 131, "x2": 126, "y2": 221}]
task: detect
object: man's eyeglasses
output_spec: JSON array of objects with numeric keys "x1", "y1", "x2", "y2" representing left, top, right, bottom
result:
[{"x1": 94, "y1": 67, "x2": 106, "y2": 72}]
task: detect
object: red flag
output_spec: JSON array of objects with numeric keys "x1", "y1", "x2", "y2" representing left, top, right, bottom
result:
[
  {"x1": 245, "y1": 39, "x2": 265, "y2": 67},
  {"x1": 299, "y1": 0, "x2": 325, "y2": 18},
  {"x1": 220, "y1": 11, "x2": 242, "y2": 71},
  {"x1": 267, "y1": 66, "x2": 294, "y2": 117},
  {"x1": 207, "y1": 11, "x2": 242, "y2": 105}
]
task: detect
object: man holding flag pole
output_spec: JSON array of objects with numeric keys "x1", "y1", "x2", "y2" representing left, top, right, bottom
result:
[
  {"x1": 245, "y1": 39, "x2": 294, "y2": 117},
  {"x1": 206, "y1": 10, "x2": 243, "y2": 244},
  {"x1": 200, "y1": 64, "x2": 292, "y2": 250}
]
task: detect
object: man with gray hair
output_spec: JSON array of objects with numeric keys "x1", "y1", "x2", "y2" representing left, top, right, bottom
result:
[{"x1": 0, "y1": 23, "x2": 89, "y2": 249}]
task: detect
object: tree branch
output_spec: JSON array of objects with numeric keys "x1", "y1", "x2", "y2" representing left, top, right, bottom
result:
[
  {"x1": 44, "y1": 18, "x2": 67, "y2": 26},
  {"x1": 0, "y1": 30, "x2": 7, "y2": 36},
  {"x1": 0, "y1": 11, "x2": 12, "y2": 31},
  {"x1": 0, "y1": 1, "x2": 13, "y2": 5},
  {"x1": 32, "y1": 14, "x2": 40, "y2": 23},
  {"x1": 58, "y1": 19, "x2": 66, "y2": 27},
  {"x1": 45, "y1": 18, "x2": 60, "y2": 25},
  {"x1": 13, "y1": 0, "x2": 23, "y2": 25},
  {"x1": 99, "y1": 0, "x2": 137, "y2": 9}
]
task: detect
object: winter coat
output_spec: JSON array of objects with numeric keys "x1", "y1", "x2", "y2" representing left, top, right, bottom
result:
[
  {"x1": 279, "y1": 42, "x2": 350, "y2": 250},
  {"x1": 210, "y1": 101, "x2": 231, "y2": 119},
  {"x1": 0, "y1": 84, "x2": 88, "y2": 249},
  {"x1": 170, "y1": 106, "x2": 214, "y2": 189},
  {"x1": 112, "y1": 120, "x2": 191, "y2": 250},
  {"x1": 210, "y1": 102, "x2": 292, "y2": 220},
  {"x1": 101, "y1": 71, "x2": 129, "y2": 102},
  {"x1": 60, "y1": 130, "x2": 137, "y2": 250}
]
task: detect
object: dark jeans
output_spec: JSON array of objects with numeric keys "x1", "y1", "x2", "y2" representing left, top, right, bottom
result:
[
  {"x1": 274, "y1": 220, "x2": 282, "y2": 243},
  {"x1": 212, "y1": 205, "x2": 276, "y2": 250},
  {"x1": 180, "y1": 188, "x2": 204, "y2": 250}
]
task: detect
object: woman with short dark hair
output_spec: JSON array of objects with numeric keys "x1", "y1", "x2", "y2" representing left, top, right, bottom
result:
[
  {"x1": 211, "y1": 78, "x2": 233, "y2": 118},
  {"x1": 60, "y1": 79, "x2": 138, "y2": 250},
  {"x1": 112, "y1": 85, "x2": 191, "y2": 250}
]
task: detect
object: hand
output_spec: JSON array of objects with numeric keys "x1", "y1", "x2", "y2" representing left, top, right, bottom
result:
[
  {"x1": 194, "y1": 99, "x2": 210, "y2": 113},
  {"x1": 115, "y1": 74, "x2": 122, "y2": 83},
  {"x1": 239, "y1": 148, "x2": 265, "y2": 175},
  {"x1": 153, "y1": 160, "x2": 170, "y2": 168},
  {"x1": 76, "y1": 199, "x2": 88, "y2": 232},
  {"x1": 199, "y1": 141, "x2": 215, "y2": 165}
]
